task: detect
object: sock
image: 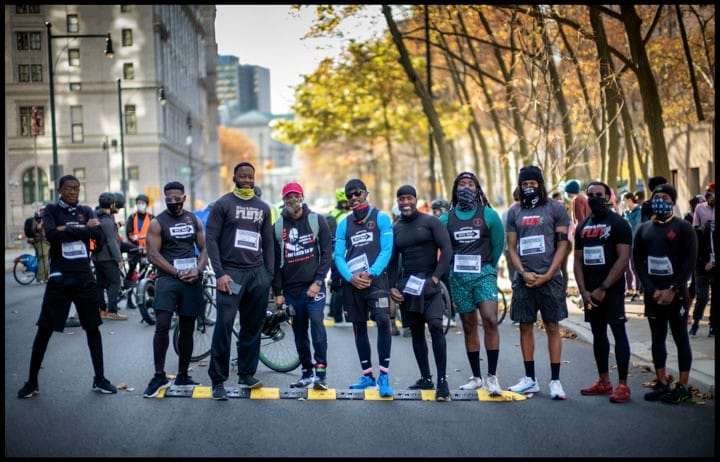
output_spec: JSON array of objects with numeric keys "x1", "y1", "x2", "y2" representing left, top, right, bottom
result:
[
  {"x1": 487, "y1": 349, "x2": 499, "y2": 376},
  {"x1": 467, "y1": 351, "x2": 481, "y2": 378},
  {"x1": 524, "y1": 361, "x2": 535, "y2": 381},
  {"x1": 551, "y1": 363, "x2": 560, "y2": 381}
]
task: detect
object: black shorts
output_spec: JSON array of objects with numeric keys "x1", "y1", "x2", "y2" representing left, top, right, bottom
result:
[
  {"x1": 37, "y1": 272, "x2": 102, "y2": 332},
  {"x1": 644, "y1": 293, "x2": 688, "y2": 321},
  {"x1": 510, "y1": 273, "x2": 568, "y2": 324},
  {"x1": 154, "y1": 276, "x2": 204, "y2": 317},
  {"x1": 584, "y1": 289, "x2": 626, "y2": 324},
  {"x1": 343, "y1": 273, "x2": 391, "y2": 323},
  {"x1": 397, "y1": 275, "x2": 444, "y2": 321}
]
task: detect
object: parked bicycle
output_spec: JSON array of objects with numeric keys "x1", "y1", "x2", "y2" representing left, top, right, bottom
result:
[{"x1": 13, "y1": 253, "x2": 39, "y2": 285}]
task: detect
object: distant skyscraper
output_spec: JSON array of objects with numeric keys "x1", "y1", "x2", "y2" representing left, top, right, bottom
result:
[
  {"x1": 216, "y1": 55, "x2": 240, "y2": 107},
  {"x1": 238, "y1": 65, "x2": 270, "y2": 113}
]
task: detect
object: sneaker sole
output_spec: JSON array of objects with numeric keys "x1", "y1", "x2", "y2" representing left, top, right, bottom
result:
[
  {"x1": 313, "y1": 383, "x2": 329, "y2": 391},
  {"x1": 212, "y1": 394, "x2": 229, "y2": 401},
  {"x1": 610, "y1": 397, "x2": 630, "y2": 403},
  {"x1": 18, "y1": 390, "x2": 39, "y2": 399},
  {"x1": 143, "y1": 383, "x2": 170, "y2": 398},
  {"x1": 551, "y1": 395, "x2": 567, "y2": 400},
  {"x1": 436, "y1": 396, "x2": 451, "y2": 402},
  {"x1": 580, "y1": 390, "x2": 612, "y2": 396},
  {"x1": 93, "y1": 387, "x2": 118, "y2": 394},
  {"x1": 509, "y1": 386, "x2": 540, "y2": 394}
]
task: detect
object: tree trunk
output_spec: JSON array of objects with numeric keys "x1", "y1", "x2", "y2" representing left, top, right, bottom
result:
[
  {"x1": 675, "y1": 5, "x2": 705, "y2": 122},
  {"x1": 381, "y1": 99, "x2": 397, "y2": 196},
  {"x1": 619, "y1": 5, "x2": 670, "y2": 180},
  {"x1": 383, "y1": 4, "x2": 455, "y2": 198},
  {"x1": 616, "y1": 81, "x2": 639, "y2": 190}
]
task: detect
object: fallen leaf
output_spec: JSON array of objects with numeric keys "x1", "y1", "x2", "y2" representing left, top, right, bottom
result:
[{"x1": 117, "y1": 383, "x2": 129, "y2": 390}]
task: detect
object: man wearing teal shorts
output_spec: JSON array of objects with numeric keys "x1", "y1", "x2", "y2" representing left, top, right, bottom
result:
[{"x1": 440, "y1": 172, "x2": 505, "y2": 395}]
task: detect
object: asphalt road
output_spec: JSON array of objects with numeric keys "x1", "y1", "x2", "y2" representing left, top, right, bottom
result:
[{"x1": 4, "y1": 274, "x2": 715, "y2": 457}]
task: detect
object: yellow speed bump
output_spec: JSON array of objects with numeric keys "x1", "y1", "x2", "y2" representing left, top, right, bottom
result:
[
  {"x1": 364, "y1": 388, "x2": 393, "y2": 400},
  {"x1": 477, "y1": 389, "x2": 527, "y2": 402},
  {"x1": 307, "y1": 388, "x2": 337, "y2": 400},
  {"x1": 156, "y1": 387, "x2": 167, "y2": 399},
  {"x1": 250, "y1": 387, "x2": 280, "y2": 400},
  {"x1": 191, "y1": 386, "x2": 213, "y2": 399},
  {"x1": 420, "y1": 390, "x2": 436, "y2": 401}
]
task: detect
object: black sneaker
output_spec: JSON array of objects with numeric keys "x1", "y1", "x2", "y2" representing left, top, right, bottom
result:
[
  {"x1": 92, "y1": 377, "x2": 118, "y2": 394},
  {"x1": 212, "y1": 383, "x2": 228, "y2": 400},
  {"x1": 313, "y1": 377, "x2": 329, "y2": 391},
  {"x1": 644, "y1": 380, "x2": 671, "y2": 401},
  {"x1": 143, "y1": 373, "x2": 170, "y2": 398},
  {"x1": 436, "y1": 377, "x2": 451, "y2": 402},
  {"x1": 174, "y1": 374, "x2": 200, "y2": 386},
  {"x1": 661, "y1": 383, "x2": 692, "y2": 405},
  {"x1": 689, "y1": 321, "x2": 699, "y2": 336},
  {"x1": 408, "y1": 377, "x2": 435, "y2": 390},
  {"x1": 290, "y1": 375, "x2": 314, "y2": 388},
  {"x1": 238, "y1": 374, "x2": 262, "y2": 389},
  {"x1": 17, "y1": 381, "x2": 39, "y2": 399}
]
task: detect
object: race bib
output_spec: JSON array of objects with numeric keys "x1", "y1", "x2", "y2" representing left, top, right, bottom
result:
[
  {"x1": 61, "y1": 241, "x2": 88, "y2": 260},
  {"x1": 454, "y1": 254, "x2": 481, "y2": 273},
  {"x1": 173, "y1": 257, "x2": 197, "y2": 271},
  {"x1": 348, "y1": 253, "x2": 369, "y2": 275},
  {"x1": 519, "y1": 235, "x2": 546, "y2": 256},
  {"x1": 403, "y1": 275, "x2": 426, "y2": 296},
  {"x1": 648, "y1": 256, "x2": 673, "y2": 276},
  {"x1": 235, "y1": 229, "x2": 260, "y2": 251},
  {"x1": 583, "y1": 246, "x2": 606, "y2": 266}
]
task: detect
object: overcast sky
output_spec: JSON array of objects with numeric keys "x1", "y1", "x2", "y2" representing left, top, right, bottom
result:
[{"x1": 215, "y1": 5, "x2": 387, "y2": 114}]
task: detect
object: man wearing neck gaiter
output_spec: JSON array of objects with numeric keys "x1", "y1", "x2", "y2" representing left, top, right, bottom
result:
[
  {"x1": 506, "y1": 166, "x2": 571, "y2": 400},
  {"x1": 439, "y1": 172, "x2": 505, "y2": 395},
  {"x1": 334, "y1": 179, "x2": 395, "y2": 397},
  {"x1": 389, "y1": 185, "x2": 453, "y2": 401},
  {"x1": 206, "y1": 162, "x2": 275, "y2": 400}
]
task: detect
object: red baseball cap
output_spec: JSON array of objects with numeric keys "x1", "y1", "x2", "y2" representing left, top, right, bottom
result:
[{"x1": 282, "y1": 182, "x2": 304, "y2": 198}]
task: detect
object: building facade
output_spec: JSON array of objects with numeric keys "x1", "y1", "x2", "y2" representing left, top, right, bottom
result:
[
  {"x1": 4, "y1": 4, "x2": 220, "y2": 245},
  {"x1": 238, "y1": 64, "x2": 270, "y2": 114},
  {"x1": 216, "y1": 54, "x2": 239, "y2": 108}
]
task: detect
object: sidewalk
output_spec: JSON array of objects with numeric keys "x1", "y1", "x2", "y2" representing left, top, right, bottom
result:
[{"x1": 560, "y1": 295, "x2": 715, "y2": 392}]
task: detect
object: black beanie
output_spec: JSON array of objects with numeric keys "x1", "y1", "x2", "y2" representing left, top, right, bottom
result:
[
  {"x1": 345, "y1": 179, "x2": 367, "y2": 194},
  {"x1": 396, "y1": 185, "x2": 417, "y2": 198},
  {"x1": 648, "y1": 176, "x2": 668, "y2": 192},
  {"x1": 518, "y1": 165, "x2": 544, "y2": 185},
  {"x1": 652, "y1": 183, "x2": 677, "y2": 204}
]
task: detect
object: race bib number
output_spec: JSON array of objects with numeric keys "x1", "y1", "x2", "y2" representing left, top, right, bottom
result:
[
  {"x1": 348, "y1": 253, "x2": 369, "y2": 275},
  {"x1": 235, "y1": 229, "x2": 260, "y2": 251},
  {"x1": 173, "y1": 257, "x2": 197, "y2": 271},
  {"x1": 454, "y1": 254, "x2": 481, "y2": 273},
  {"x1": 583, "y1": 246, "x2": 606, "y2": 266},
  {"x1": 169, "y1": 224, "x2": 194, "y2": 238},
  {"x1": 403, "y1": 275, "x2": 426, "y2": 296},
  {"x1": 62, "y1": 241, "x2": 88, "y2": 260},
  {"x1": 519, "y1": 235, "x2": 546, "y2": 256},
  {"x1": 648, "y1": 256, "x2": 673, "y2": 276}
]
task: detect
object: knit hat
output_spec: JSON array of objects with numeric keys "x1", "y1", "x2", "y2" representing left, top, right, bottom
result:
[
  {"x1": 648, "y1": 176, "x2": 668, "y2": 192},
  {"x1": 396, "y1": 185, "x2": 417, "y2": 198},
  {"x1": 344, "y1": 179, "x2": 367, "y2": 195},
  {"x1": 564, "y1": 179, "x2": 581, "y2": 194},
  {"x1": 651, "y1": 183, "x2": 677, "y2": 204},
  {"x1": 518, "y1": 165, "x2": 544, "y2": 185}
]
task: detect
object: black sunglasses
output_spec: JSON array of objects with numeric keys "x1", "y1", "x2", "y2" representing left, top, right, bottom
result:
[{"x1": 347, "y1": 190, "x2": 365, "y2": 198}]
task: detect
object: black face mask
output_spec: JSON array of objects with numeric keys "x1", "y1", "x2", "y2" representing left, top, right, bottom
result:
[
  {"x1": 588, "y1": 196, "x2": 609, "y2": 217},
  {"x1": 166, "y1": 202, "x2": 183, "y2": 216},
  {"x1": 521, "y1": 187, "x2": 540, "y2": 208}
]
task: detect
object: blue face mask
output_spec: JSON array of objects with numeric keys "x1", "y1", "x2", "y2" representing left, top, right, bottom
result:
[
  {"x1": 651, "y1": 198, "x2": 673, "y2": 219},
  {"x1": 456, "y1": 187, "x2": 477, "y2": 211}
]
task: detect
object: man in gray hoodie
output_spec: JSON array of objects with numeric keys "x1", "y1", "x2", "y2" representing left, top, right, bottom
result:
[{"x1": 93, "y1": 192, "x2": 127, "y2": 320}]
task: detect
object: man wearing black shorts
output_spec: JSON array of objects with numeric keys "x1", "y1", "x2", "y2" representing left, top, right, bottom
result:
[
  {"x1": 574, "y1": 182, "x2": 633, "y2": 403},
  {"x1": 18, "y1": 175, "x2": 117, "y2": 398},
  {"x1": 206, "y1": 162, "x2": 274, "y2": 400},
  {"x1": 634, "y1": 184, "x2": 697, "y2": 404},
  {"x1": 143, "y1": 182, "x2": 208, "y2": 397},
  {"x1": 389, "y1": 185, "x2": 453, "y2": 401}
]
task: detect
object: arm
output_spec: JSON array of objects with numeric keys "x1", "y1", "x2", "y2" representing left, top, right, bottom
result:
[
  {"x1": 387, "y1": 239, "x2": 400, "y2": 289},
  {"x1": 261, "y1": 205, "x2": 275, "y2": 275},
  {"x1": 101, "y1": 218, "x2": 122, "y2": 262},
  {"x1": 313, "y1": 215, "x2": 331, "y2": 283},
  {"x1": 333, "y1": 218, "x2": 353, "y2": 282},
  {"x1": 146, "y1": 219, "x2": 178, "y2": 277},
  {"x1": 534, "y1": 203, "x2": 572, "y2": 285},
  {"x1": 506, "y1": 232, "x2": 526, "y2": 276},
  {"x1": 205, "y1": 201, "x2": 226, "y2": 279},
  {"x1": 179, "y1": 218, "x2": 209, "y2": 284},
  {"x1": 672, "y1": 222, "x2": 698, "y2": 288},
  {"x1": 125, "y1": 215, "x2": 134, "y2": 241},
  {"x1": 633, "y1": 226, "x2": 655, "y2": 294},
  {"x1": 368, "y1": 212, "x2": 394, "y2": 277},
  {"x1": 597, "y1": 221, "x2": 633, "y2": 292},
  {"x1": 485, "y1": 207, "x2": 505, "y2": 267},
  {"x1": 431, "y1": 218, "x2": 453, "y2": 280}
]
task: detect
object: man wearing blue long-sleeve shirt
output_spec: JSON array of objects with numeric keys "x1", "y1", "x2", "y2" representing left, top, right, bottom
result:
[{"x1": 334, "y1": 179, "x2": 395, "y2": 397}]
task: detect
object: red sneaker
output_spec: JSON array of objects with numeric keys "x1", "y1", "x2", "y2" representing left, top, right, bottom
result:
[
  {"x1": 610, "y1": 383, "x2": 631, "y2": 403},
  {"x1": 580, "y1": 380, "x2": 613, "y2": 396}
]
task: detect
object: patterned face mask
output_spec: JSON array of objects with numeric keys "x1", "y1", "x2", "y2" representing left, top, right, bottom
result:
[{"x1": 651, "y1": 197, "x2": 673, "y2": 220}]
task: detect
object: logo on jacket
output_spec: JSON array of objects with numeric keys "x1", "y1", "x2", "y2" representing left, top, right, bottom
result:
[
  {"x1": 521, "y1": 216, "x2": 542, "y2": 226},
  {"x1": 350, "y1": 231, "x2": 374, "y2": 246}
]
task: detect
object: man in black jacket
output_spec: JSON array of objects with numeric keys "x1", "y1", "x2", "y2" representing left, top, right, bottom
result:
[{"x1": 94, "y1": 192, "x2": 127, "y2": 321}]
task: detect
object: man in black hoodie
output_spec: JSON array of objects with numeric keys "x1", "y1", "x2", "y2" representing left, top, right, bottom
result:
[
  {"x1": 273, "y1": 182, "x2": 331, "y2": 390},
  {"x1": 93, "y1": 192, "x2": 127, "y2": 321}
]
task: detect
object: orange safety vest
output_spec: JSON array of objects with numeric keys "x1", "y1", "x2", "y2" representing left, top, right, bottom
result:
[{"x1": 132, "y1": 213, "x2": 152, "y2": 248}]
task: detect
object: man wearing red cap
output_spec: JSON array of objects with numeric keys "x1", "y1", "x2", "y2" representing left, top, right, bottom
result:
[{"x1": 273, "y1": 182, "x2": 332, "y2": 389}]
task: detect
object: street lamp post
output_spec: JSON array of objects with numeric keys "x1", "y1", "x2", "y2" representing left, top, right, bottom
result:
[
  {"x1": 186, "y1": 113, "x2": 195, "y2": 211},
  {"x1": 45, "y1": 21, "x2": 113, "y2": 199}
]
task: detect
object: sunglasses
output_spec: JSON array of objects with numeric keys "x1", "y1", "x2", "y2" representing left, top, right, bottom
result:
[
  {"x1": 587, "y1": 192, "x2": 606, "y2": 198},
  {"x1": 347, "y1": 190, "x2": 365, "y2": 198}
]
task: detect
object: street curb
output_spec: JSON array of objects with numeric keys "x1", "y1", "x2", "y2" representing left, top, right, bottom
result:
[{"x1": 560, "y1": 318, "x2": 715, "y2": 392}]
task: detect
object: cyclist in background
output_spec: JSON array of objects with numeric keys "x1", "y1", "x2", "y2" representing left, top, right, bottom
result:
[{"x1": 125, "y1": 194, "x2": 153, "y2": 282}]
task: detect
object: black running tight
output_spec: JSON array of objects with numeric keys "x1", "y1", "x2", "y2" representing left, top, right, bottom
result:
[
  {"x1": 407, "y1": 311, "x2": 447, "y2": 380},
  {"x1": 28, "y1": 324, "x2": 104, "y2": 384},
  {"x1": 589, "y1": 319, "x2": 630, "y2": 381},
  {"x1": 353, "y1": 317, "x2": 392, "y2": 371},
  {"x1": 648, "y1": 315, "x2": 692, "y2": 372},
  {"x1": 153, "y1": 311, "x2": 195, "y2": 375}
]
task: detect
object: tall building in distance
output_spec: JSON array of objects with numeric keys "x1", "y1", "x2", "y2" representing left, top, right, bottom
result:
[
  {"x1": 237, "y1": 64, "x2": 270, "y2": 113},
  {"x1": 216, "y1": 54, "x2": 239, "y2": 107}
]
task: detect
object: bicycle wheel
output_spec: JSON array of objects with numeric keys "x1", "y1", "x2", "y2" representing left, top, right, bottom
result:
[
  {"x1": 258, "y1": 318, "x2": 301, "y2": 373},
  {"x1": 439, "y1": 281, "x2": 454, "y2": 336},
  {"x1": 138, "y1": 280, "x2": 156, "y2": 325},
  {"x1": 13, "y1": 258, "x2": 36, "y2": 285},
  {"x1": 497, "y1": 290, "x2": 509, "y2": 325},
  {"x1": 173, "y1": 296, "x2": 216, "y2": 362}
]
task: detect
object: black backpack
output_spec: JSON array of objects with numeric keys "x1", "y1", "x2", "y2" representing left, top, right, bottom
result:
[{"x1": 24, "y1": 217, "x2": 37, "y2": 240}]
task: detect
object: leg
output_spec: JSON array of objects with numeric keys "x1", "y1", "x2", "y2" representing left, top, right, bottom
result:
[
  {"x1": 106, "y1": 263, "x2": 122, "y2": 313},
  {"x1": 478, "y1": 301, "x2": 500, "y2": 375},
  {"x1": 85, "y1": 328, "x2": 105, "y2": 379},
  {"x1": 307, "y1": 295, "x2": 329, "y2": 373},
  {"x1": 407, "y1": 311, "x2": 431, "y2": 379},
  {"x1": 647, "y1": 316, "x2": 670, "y2": 383},
  {"x1": 152, "y1": 310, "x2": 174, "y2": 374},
  {"x1": 288, "y1": 294, "x2": 313, "y2": 374},
  {"x1": 460, "y1": 311, "x2": 482, "y2": 378},
  {"x1": 27, "y1": 325, "x2": 54, "y2": 385},
  {"x1": 609, "y1": 322, "x2": 630, "y2": 384},
  {"x1": 352, "y1": 321, "x2": 373, "y2": 373},
  {"x1": 176, "y1": 315, "x2": 195, "y2": 376},
  {"x1": 236, "y1": 271, "x2": 269, "y2": 377},
  {"x1": 208, "y1": 291, "x2": 240, "y2": 385},
  {"x1": 373, "y1": 298, "x2": 392, "y2": 372},
  {"x1": 589, "y1": 319, "x2": 611, "y2": 382},
  {"x1": 692, "y1": 273, "x2": 710, "y2": 323},
  {"x1": 668, "y1": 305, "x2": 692, "y2": 385},
  {"x1": 427, "y1": 317, "x2": 447, "y2": 380},
  {"x1": 544, "y1": 322, "x2": 563, "y2": 379}
]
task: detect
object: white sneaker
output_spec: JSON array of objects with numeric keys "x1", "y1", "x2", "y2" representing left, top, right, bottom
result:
[
  {"x1": 508, "y1": 376, "x2": 539, "y2": 394},
  {"x1": 484, "y1": 374, "x2": 502, "y2": 396},
  {"x1": 549, "y1": 380, "x2": 567, "y2": 400},
  {"x1": 459, "y1": 377, "x2": 484, "y2": 390}
]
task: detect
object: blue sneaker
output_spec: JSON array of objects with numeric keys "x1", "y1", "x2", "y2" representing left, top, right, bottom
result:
[
  {"x1": 349, "y1": 374, "x2": 376, "y2": 389},
  {"x1": 377, "y1": 373, "x2": 394, "y2": 398}
]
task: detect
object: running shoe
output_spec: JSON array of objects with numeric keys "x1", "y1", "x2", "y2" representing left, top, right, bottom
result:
[
  {"x1": 17, "y1": 381, "x2": 39, "y2": 399},
  {"x1": 174, "y1": 374, "x2": 200, "y2": 386},
  {"x1": 436, "y1": 377, "x2": 451, "y2": 402},
  {"x1": 580, "y1": 379, "x2": 613, "y2": 396},
  {"x1": 508, "y1": 376, "x2": 539, "y2": 394},
  {"x1": 689, "y1": 321, "x2": 699, "y2": 336},
  {"x1": 290, "y1": 376, "x2": 315, "y2": 388},
  {"x1": 349, "y1": 374, "x2": 376, "y2": 390},
  {"x1": 212, "y1": 383, "x2": 228, "y2": 400},
  {"x1": 408, "y1": 377, "x2": 435, "y2": 390},
  {"x1": 609, "y1": 383, "x2": 631, "y2": 403},
  {"x1": 549, "y1": 380, "x2": 567, "y2": 400},
  {"x1": 644, "y1": 380, "x2": 671, "y2": 401},
  {"x1": 238, "y1": 374, "x2": 262, "y2": 389},
  {"x1": 377, "y1": 373, "x2": 395, "y2": 398},
  {"x1": 661, "y1": 383, "x2": 692, "y2": 405},
  {"x1": 92, "y1": 377, "x2": 118, "y2": 394},
  {"x1": 484, "y1": 374, "x2": 502, "y2": 396},
  {"x1": 313, "y1": 377, "x2": 329, "y2": 391},
  {"x1": 143, "y1": 373, "x2": 170, "y2": 398},
  {"x1": 459, "y1": 377, "x2": 484, "y2": 390}
]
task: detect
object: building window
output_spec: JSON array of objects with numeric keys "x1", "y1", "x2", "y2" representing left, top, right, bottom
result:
[
  {"x1": 121, "y1": 5, "x2": 132, "y2": 13},
  {"x1": 69, "y1": 82, "x2": 82, "y2": 91},
  {"x1": 128, "y1": 166, "x2": 140, "y2": 181},
  {"x1": 124, "y1": 105, "x2": 137, "y2": 134},
  {"x1": 17, "y1": 31, "x2": 41, "y2": 51},
  {"x1": 22, "y1": 167, "x2": 49, "y2": 205},
  {"x1": 122, "y1": 29, "x2": 133, "y2": 47},
  {"x1": 19, "y1": 106, "x2": 45, "y2": 136},
  {"x1": 67, "y1": 14, "x2": 79, "y2": 33},
  {"x1": 670, "y1": 169, "x2": 678, "y2": 188},
  {"x1": 69, "y1": 49, "x2": 80, "y2": 66},
  {"x1": 690, "y1": 167, "x2": 700, "y2": 196},
  {"x1": 16, "y1": 5, "x2": 41, "y2": 14},
  {"x1": 123, "y1": 62, "x2": 134, "y2": 80},
  {"x1": 18, "y1": 65, "x2": 30, "y2": 82},
  {"x1": 71, "y1": 106, "x2": 84, "y2": 143},
  {"x1": 31, "y1": 64, "x2": 43, "y2": 82},
  {"x1": 74, "y1": 168, "x2": 87, "y2": 201}
]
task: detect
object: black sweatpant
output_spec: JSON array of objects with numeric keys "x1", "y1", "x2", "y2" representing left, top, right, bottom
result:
[
  {"x1": 406, "y1": 311, "x2": 447, "y2": 381},
  {"x1": 94, "y1": 260, "x2": 121, "y2": 312},
  {"x1": 589, "y1": 319, "x2": 630, "y2": 381},
  {"x1": 646, "y1": 298, "x2": 693, "y2": 372}
]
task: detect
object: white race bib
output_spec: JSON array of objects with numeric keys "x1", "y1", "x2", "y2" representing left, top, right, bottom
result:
[
  {"x1": 173, "y1": 257, "x2": 197, "y2": 271},
  {"x1": 583, "y1": 246, "x2": 606, "y2": 266},
  {"x1": 61, "y1": 241, "x2": 88, "y2": 260},
  {"x1": 348, "y1": 253, "x2": 369, "y2": 275},
  {"x1": 403, "y1": 275, "x2": 426, "y2": 296},
  {"x1": 648, "y1": 256, "x2": 673, "y2": 276},
  {"x1": 454, "y1": 254, "x2": 482, "y2": 273},
  {"x1": 234, "y1": 229, "x2": 260, "y2": 251},
  {"x1": 519, "y1": 235, "x2": 546, "y2": 256}
]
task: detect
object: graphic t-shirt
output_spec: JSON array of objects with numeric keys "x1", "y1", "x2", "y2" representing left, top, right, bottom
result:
[
  {"x1": 574, "y1": 211, "x2": 632, "y2": 293},
  {"x1": 506, "y1": 200, "x2": 570, "y2": 274}
]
